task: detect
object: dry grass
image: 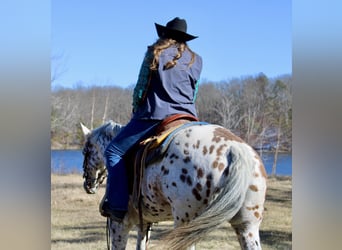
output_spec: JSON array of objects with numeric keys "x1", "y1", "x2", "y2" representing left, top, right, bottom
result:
[{"x1": 51, "y1": 174, "x2": 292, "y2": 249}]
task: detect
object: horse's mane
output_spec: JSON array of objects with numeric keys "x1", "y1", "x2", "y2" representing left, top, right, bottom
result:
[{"x1": 90, "y1": 120, "x2": 124, "y2": 141}]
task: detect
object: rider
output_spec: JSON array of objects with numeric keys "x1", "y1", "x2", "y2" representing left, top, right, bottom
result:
[{"x1": 100, "y1": 17, "x2": 203, "y2": 222}]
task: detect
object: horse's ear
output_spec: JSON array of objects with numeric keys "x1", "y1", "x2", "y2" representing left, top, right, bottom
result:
[
  {"x1": 105, "y1": 121, "x2": 115, "y2": 136},
  {"x1": 80, "y1": 123, "x2": 91, "y2": 137}
]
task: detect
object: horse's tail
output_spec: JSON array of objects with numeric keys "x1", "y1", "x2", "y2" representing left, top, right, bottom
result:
[{"x1": 163, "y1": 145, "x2": 253, "y2": 249}]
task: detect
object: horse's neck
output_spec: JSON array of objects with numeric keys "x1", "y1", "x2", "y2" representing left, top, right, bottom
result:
[{"x1": 100, "y1": 123, "x2": 124, "y2": 150}]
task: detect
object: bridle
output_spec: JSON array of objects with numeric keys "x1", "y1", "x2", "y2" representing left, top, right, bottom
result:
[{"x1": 82, "y1": 137, "x2": 107, "y2": 192}]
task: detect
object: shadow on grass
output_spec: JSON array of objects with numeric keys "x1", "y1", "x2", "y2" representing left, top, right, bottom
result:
[
  {"x1": 52, "y1": 221, "x2": 106, "y2": 244},
  {"x1": 266, "y1": 188, "x2": 292, "y2": 208},
  {"x1": 260, "y1": 230, "x2": 292, "y2": 249},
  {"x1": 51, "y1": 234, "x2": 103, "y2": 244},
  {"x1": 51, "y1": 182, "x2": 83, "y2": 190},
  {"x1": 148, "y1": 222, "x2": 235, "y2": 242},
  {"x1": 53, "y1": 221, "x2": 292, "y2": 248}
]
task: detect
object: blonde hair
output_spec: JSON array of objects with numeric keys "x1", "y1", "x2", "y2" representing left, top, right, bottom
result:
[{"x1": 149, "y1": 38, "x2": 195, "y2": 70}]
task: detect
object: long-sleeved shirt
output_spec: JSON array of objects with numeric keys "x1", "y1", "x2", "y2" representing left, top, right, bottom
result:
[{"x1": 133, "y1": 45, "x2": 202, "y2": 120}]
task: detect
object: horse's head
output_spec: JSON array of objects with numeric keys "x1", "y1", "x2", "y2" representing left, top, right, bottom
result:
[
  {"x1": 80, "y1": 123, "x2": 107, "y2": 194},
  {"x1": 80, "y1": 121, "x2": 122, "y2": 194}
]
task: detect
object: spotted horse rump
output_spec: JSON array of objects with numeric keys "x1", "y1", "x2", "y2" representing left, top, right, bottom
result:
[{"x1": 81, "y1": 120, "x2": 267, "y2": 250}]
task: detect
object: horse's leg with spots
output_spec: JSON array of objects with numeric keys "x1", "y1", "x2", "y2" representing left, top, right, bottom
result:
[
  {"x1": 136, "y1": 223, "x2": 152, "y2": 250},
  {"x1": 108, "y1": 219, "x2": 132, "y2": 250},
  {"x1": 231, "y1": 218, "x2": 262, "y2": 250},
  {"x1": 229, "y1": 187, "x2": 266, "y2": 249}
]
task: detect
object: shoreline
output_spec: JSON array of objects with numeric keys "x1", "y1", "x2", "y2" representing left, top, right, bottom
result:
[{"x1": 51, "y1": 147, "x2": 292, "y2": 154}]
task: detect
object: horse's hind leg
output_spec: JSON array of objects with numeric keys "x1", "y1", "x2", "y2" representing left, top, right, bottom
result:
[
  {"x1": 230, "y1": 216, "x2": 262, "y2": 250},
  {"x1": 229, "y1": 195, "x2": 265, "y2": 249},
  {"x1": 230, "y1": 176, "x2": 266, "y2": 249}
]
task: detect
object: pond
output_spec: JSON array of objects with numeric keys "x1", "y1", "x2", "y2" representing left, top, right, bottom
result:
[{"x1": 51, "y1": 150, "x2": 292, "y2": 176}]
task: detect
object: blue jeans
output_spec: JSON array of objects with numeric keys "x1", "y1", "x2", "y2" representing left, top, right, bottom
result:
[{"x1": 104, "y1": 118, "x2": 160, "y2": 211}]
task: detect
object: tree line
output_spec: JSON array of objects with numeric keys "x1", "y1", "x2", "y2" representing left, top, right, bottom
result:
[{"x1": 51, "y1": 73, "x2": 292, "y2": 159}]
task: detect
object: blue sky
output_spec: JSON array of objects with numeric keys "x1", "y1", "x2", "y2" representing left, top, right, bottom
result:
[{"x1": 52, "y1": 1, "x2": 291, "y2": 88}]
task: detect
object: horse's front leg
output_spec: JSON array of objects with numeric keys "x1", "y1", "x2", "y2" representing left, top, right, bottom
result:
[
  {"x1": 108, "y1": 218, "x2": 133, "y2": 250},
  {"x1": 136, "y1": 223, "x2": 152, "y2": 250}
]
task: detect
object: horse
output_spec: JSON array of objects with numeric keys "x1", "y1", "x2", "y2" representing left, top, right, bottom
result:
[{"x1": 80, "y1": 120, "x2": 267, "y2": 250}]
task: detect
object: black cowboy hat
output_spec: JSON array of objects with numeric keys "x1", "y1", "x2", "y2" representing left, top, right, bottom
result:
[{"x1": 155, "y1": 17, "x2": 198, "y2": 42}]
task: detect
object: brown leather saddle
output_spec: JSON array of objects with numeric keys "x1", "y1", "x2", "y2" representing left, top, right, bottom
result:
[{"x1": 123, "y1": 114, "x2": 199, "y2": 206}]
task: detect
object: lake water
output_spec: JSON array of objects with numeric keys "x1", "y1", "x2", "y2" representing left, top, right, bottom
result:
[{"x1": 51, "y1": 150, "x2": 292, "y2": 176}]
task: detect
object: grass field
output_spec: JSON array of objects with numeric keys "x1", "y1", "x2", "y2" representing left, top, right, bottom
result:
[{"x1": 51, "y1": 174, "x2": 292, "y2": 249}]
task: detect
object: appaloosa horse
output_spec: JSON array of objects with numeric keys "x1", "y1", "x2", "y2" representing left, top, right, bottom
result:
[{"x1": 81, "y1": 120, "x2": 267, "y2": 250}]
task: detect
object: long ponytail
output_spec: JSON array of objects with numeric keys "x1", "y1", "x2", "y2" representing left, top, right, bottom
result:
[{"x1": 150, "y1": 38, "x2": 195, "y2": 70}]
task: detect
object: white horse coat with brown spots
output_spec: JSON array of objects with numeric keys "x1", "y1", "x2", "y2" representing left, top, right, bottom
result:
[{"x1": 81, "y1": 121, "x2": 267, "y2": 250}]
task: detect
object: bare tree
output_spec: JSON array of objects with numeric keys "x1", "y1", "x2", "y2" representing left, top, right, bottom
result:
[
  {"x1": 102, "y1": 91, "x2": 110, "y2": 124},
  {"x1": 51, "y1": 89, "x2": 79, "y2": 148},
  {"x1": 51, "y1": 74, "x2": 292, "y2": 151},
  {"x1": 90, "y1": 89, "x2": 95, "y2": 130},
  {"x1": 270, "y1": 79, "x2": 292, "y2": 176},
  {"x1": 196, "y1": 82, "x2": 222, "y2": 123},
  {"x1": 239, "y1": 74, "x2": 269, "y2": 145},
  {"x1": 214, "y1": 83, "x2": 245, "y2": 130}
]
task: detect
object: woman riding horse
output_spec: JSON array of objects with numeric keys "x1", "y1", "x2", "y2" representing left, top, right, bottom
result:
[{"x1": 100, "y1": 17, "x2": 203, "y2": 222}]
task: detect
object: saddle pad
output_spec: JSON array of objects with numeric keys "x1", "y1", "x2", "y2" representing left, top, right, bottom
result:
[{"x1": 143, "y1": 121, "x2": 208, "y2": 164}]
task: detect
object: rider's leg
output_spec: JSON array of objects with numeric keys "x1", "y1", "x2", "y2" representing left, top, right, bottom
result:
[{"x1": 100, "y1": 119, "x2": 160, "y2": 221}]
